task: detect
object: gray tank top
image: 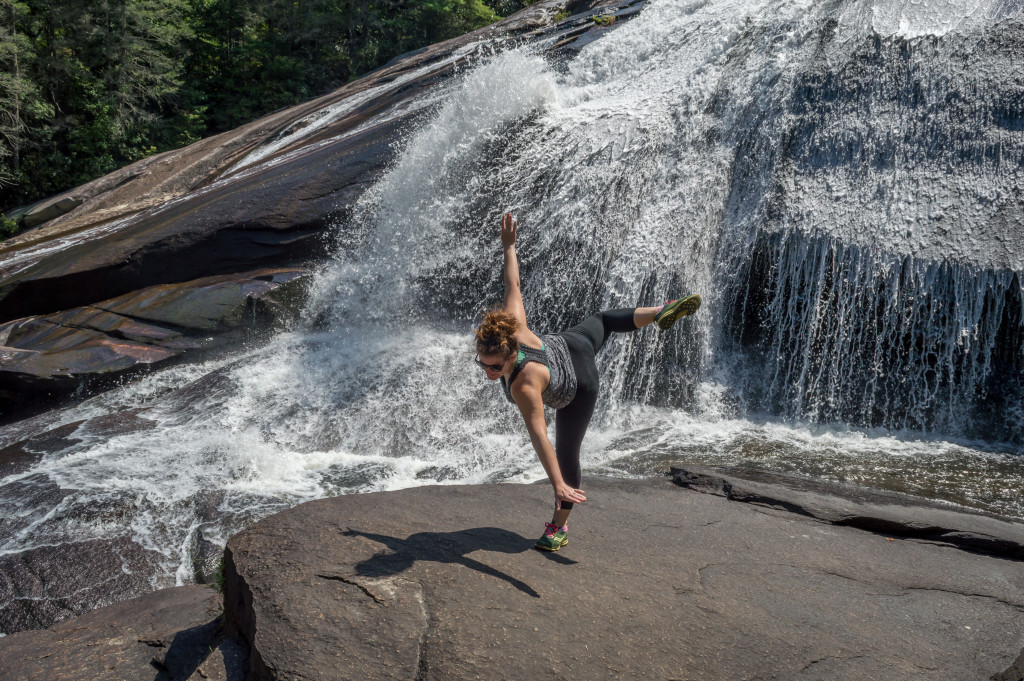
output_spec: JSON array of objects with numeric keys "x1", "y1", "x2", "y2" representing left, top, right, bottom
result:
[{"x1": 499, "y1": 334, "x2": 578, "y2": 409}]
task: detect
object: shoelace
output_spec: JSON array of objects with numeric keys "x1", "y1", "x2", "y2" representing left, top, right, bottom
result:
[{"x1": 544, "y1": 522, "x2": 567, "y2": 538}]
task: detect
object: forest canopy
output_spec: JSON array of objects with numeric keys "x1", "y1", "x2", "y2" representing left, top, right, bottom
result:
[{"x1": 0, "y1": 0, "x2": 530, "y2": 220}]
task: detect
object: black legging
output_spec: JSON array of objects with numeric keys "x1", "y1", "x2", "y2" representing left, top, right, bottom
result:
[{"x1": 554, "y1": 308, "x2": 639, "y2": 510}]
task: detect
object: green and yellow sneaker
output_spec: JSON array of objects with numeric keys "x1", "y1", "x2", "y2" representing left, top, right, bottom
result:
[
  {"x1": 535, "y1": 522, "x2": 568, "y2": 551},
  {"x1": 654, "y1": 294, "x2": 701, "y2": 330}
]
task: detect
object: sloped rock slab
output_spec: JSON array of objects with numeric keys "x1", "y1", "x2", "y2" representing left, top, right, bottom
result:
[
  {"x1": 0, "y1": 267, "x2": 307, "y2": 418},
  {"x1": 223, "y1": 477, "x2": 1024, "y2": 680},
  {"x1": 0, "y1": 585, "x2": 242, "y2": 681},
  {"x1": 0, "y1": 0, "x2": 623, "y2": 322},
  {"x1": 670, "y1": 465, "x2": 1024, "y2": 559}
]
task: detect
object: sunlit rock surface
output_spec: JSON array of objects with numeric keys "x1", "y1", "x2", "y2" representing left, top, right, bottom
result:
[{"x1": 221, "y1": 476, "x2": 1024, "y2": 681}]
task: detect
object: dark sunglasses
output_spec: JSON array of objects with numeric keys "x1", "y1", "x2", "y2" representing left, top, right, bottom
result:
[{"x1": 475, "y1": 357, "x2": 504, "y2": 372}]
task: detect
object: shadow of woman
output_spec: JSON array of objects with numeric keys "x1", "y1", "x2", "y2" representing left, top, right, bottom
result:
[{"x1": 342, "y1": 526, "x2": 577, "y2": 599}]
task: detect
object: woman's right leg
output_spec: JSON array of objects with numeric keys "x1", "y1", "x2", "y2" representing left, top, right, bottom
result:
[
  {"x1": 563, "y1": 308, "x2": 647, "y2": 355},
  {"x1": 547, "y1": 306, "x2": 664, "y2": 529},
  {"x1": 551, "y1": 385, "x2": 597, "y2": 528},
  {"x1": 566, "y1": 299, "x2": 698, "y2": 355}
]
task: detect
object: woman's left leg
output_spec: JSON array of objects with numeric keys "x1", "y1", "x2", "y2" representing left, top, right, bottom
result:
[{"x1": 551, "y1": 384, "x2": 598, "y2": 528}]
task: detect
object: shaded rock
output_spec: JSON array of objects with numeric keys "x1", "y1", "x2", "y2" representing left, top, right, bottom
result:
[
  {"x1": 0, "y1": 419, "x2": 84, "y2": 477},
  {"x1": 0, "y1": 267, "x2": 308, "y2": 419},
  {"x1": 993, "y1": 648, "x2": 1024, "y2": 681},
  {"x1": 670, "y1": 465, "x2": 1024, "y2": 559},
  {"x1": 187, "y1": 638, "x2": 247, "y2": 681},
  {"x1": 223, "y1": 477, "x2": 1024, "y2": 681},
  {"x1": 0, "y1": 537, "x2": 166, "y2": 634},
  {"x1": 20, "y1": 195, "x2": 84, "y2": 230},
  {"x1": 191, "y1": 529, "x2": 224, "y2": 586},
  {"x1": 0, "y1": 585, "x2": 239, "y2": 681}
]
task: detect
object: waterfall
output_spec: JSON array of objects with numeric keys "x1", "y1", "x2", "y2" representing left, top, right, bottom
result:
[
  {"x1": 306, "y1": 0, "x2": 1024, "y2": 441},
  {"x1": 2, "y1": 0, "x2": 1024, "y2": 633}
]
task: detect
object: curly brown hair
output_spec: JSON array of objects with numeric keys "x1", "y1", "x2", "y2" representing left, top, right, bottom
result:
[{"x1": 474, "y1": 309, "x2": 519, "y2": 358}]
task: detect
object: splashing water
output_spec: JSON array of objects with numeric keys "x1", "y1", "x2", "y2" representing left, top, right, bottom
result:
[{"x1": 1, "y1": 0, "x2": 1023, "y2": 631}]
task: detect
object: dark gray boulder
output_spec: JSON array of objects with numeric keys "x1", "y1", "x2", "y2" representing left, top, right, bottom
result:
[
  {"x1": 0, "y1": 585, "x2": 242, "y2": 681},
  {"x1": 0, "y1": 537, "x2": 167, "y2": 634},
  {"x1": 0, "y1": 267, "x2": 308, "y2": 419},
  {"x1": 222, "y1": 476, "x2": 1024, "y2": 680}
]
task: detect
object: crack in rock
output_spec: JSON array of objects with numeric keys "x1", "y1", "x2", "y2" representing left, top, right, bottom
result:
[
  {"x1": 316, "y1": 573, "x2": 386, "y2": 603},
  {"x1": 411, "y1": 580, "x2": 430, "y2": 681},
  {"x1": 315, "y1": 572, "x2": 432, "y2": 678},
  {"x1": 903, "y1": 586, "x2": 1024, "y2": 612}
]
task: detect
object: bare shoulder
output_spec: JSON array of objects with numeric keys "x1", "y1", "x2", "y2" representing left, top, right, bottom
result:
[
  {"x1": 516, "y1": 328, "x2": 545, "y2": 349},
  {"x1": 509, "y1": 365, "x2": 547, "y2": 405},
  {"x1": 510, "y1": 355, "x2": 550, "y2": 401}
]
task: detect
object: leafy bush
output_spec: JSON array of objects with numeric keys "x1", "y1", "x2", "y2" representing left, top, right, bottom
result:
[{"x1": 0, "y1": 215, "x2": 18, "y2": 240}]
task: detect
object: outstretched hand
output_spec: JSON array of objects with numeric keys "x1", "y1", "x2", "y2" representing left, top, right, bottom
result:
[
  {"x1": 554, "y1": 482, "x2": 586, "y2": 505},
  {"x1": 500, "y1": 212, "x2": 517, "y2": 248}
]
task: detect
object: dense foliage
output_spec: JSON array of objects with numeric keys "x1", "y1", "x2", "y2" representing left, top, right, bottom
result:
[{"x1": 0, "y1": 0, "x2": 528, "y2": 215}]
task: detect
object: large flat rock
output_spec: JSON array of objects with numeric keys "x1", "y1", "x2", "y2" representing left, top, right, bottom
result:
[{"x1": 223, "y1": 476, "x2": 1024, "y2": 681}]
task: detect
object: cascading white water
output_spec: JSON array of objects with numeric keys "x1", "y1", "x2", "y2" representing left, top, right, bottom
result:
[{"x1": 2, "y1": 0, "x2": 1023, "y2": 632}]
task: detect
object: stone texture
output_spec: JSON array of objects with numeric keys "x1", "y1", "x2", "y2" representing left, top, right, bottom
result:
[
  {"x1": 0, "y1": 585, "x2": 241, "y2": 681},
  {"x1": 0, "y1": 419, "x2": 85, "y2": 476},
  {"x1": 0, "y1": 267, "x2": 307, "y2": 418},
  {"x1": 20, "y1": 195, "x2": 84, "y2": 229},
  {"x1": 223, "y1": 476, "x2": 1024, "y2": 681},
  {"x1": 187, "y1": 638, "x2": 248, "y2": 681},
  {"x1": 993, "y1": 648, "x2": 1024, "y2": 681},
  {"x1": 0, "y1": 537, "x2": 167, "y2": 634},
  {"x1": 670, "y1": 465, "x2": 1024, "y2": 558}
]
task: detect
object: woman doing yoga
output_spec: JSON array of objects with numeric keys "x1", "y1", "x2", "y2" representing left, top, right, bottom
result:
[{"x1": 474, "y1": 213, "x2": 701, "y2": 551}]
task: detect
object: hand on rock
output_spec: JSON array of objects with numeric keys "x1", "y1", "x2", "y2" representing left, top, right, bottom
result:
[{"x1": 554, "y1": 483, "x2": 586, "y2": 504}]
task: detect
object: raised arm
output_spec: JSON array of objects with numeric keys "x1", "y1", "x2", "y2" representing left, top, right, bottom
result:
[{"x1": 500, "y1": 213, "x2": 527, "y2": 326}]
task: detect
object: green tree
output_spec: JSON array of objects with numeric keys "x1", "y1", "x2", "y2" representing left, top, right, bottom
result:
[
  {"x1": 1, "y1": 0, "x2": 530, "y2": 219},
  {"x1": 0, "y1": 0, "x2": 40, "y2": 194}
]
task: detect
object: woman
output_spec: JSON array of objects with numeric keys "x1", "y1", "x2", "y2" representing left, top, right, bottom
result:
[{"x1": 474, "y1": 213, "x2": 701, "y2": 551}]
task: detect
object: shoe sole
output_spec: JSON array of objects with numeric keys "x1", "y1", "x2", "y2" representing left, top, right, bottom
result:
[
  {"x1": 535, "y1": 538, "x2": 569, "y2": 552},
  {"x1": 655, "y1": 294, "x2": 701, "y2": 330}
]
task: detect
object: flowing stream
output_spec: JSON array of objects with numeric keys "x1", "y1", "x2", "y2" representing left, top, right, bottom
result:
[{"x1": 1, "y1": 0, "x2": 1023, "y2": 632}]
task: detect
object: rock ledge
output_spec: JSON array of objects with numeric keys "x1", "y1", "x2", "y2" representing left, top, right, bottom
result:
[{"x1": 224, "y1": 476, "x2": 1024, "y2": 681}]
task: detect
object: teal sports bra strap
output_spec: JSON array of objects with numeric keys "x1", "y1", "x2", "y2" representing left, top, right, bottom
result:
[{"x1": 500, "y1": 344, "x2": 547, "y2": 403}]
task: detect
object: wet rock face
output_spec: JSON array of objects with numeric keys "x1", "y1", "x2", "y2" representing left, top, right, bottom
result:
[
  {"x1": 0, "y1": 267, "x2": 307, "y2": 420},
  {"x1": 0, "y1": 419, "x2": 85, "y2": 476},
  {"x1": 0, "y1": 537, "x2": 166, "y2": 633}
]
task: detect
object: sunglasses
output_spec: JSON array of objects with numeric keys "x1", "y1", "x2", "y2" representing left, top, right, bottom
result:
[{"x1": 475, "y1": 357, "x2": 504, "y2": 372}]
